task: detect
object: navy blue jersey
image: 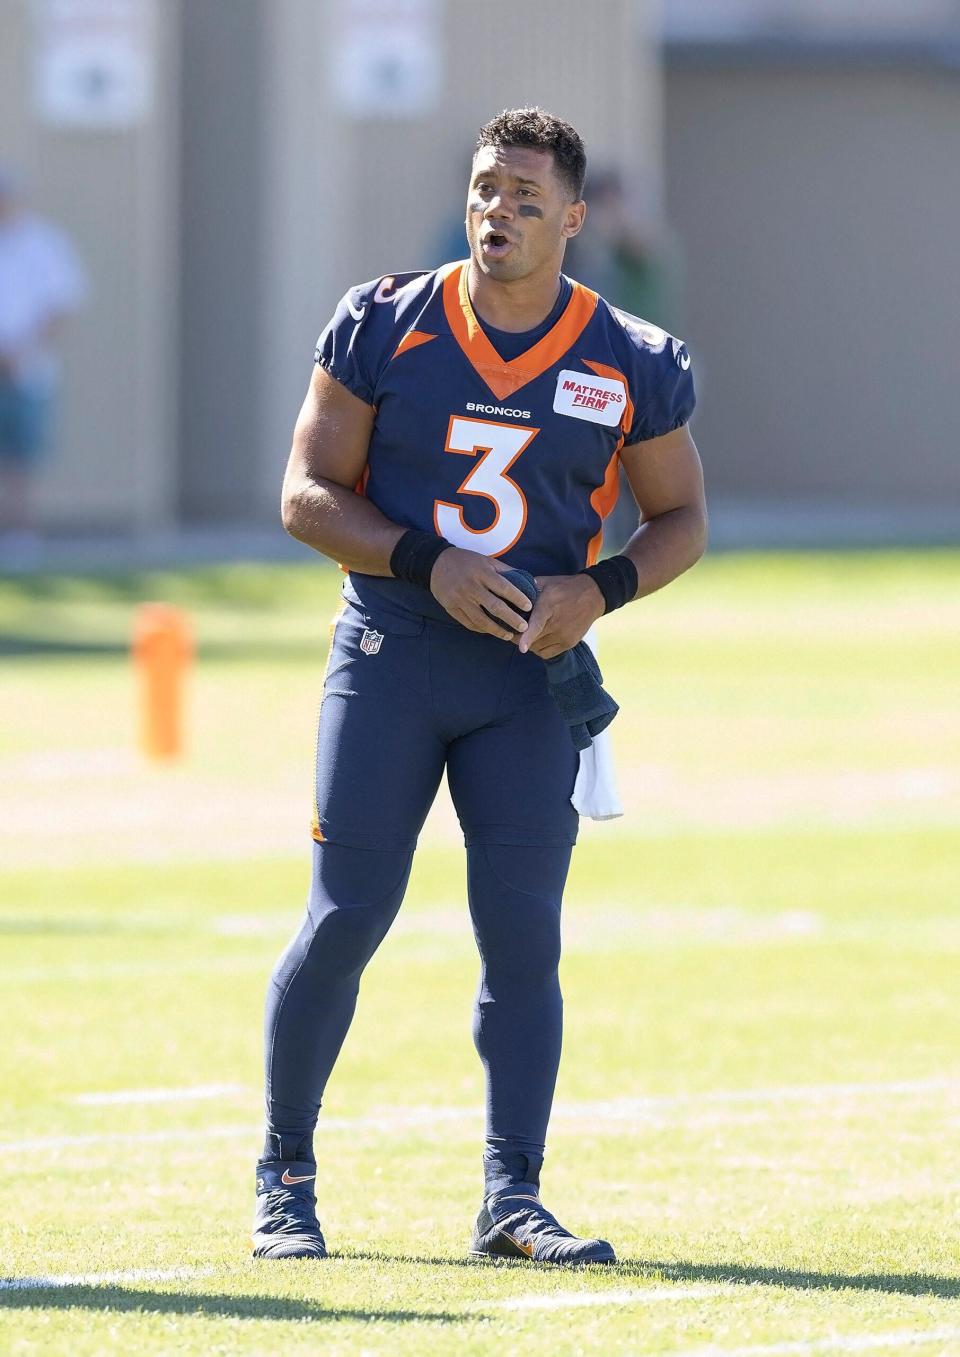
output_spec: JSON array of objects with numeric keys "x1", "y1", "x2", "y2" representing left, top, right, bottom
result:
[{"x1": 315, "y1": 262, "x2": 695, "y2": 575}]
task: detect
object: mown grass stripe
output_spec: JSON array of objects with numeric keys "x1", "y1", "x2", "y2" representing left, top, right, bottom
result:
[
  {"x1": 490, "y1": 1283, "x2": 734, "y2": 1310},
  {"x1": 672, "y1": 1327, "x2": 960, "y2": 1356},
  {"x1": 73, "y1": 1084, "x2": 244, "y2": 1106},
  {"x1": 0, "y1": 1267, "x2": 214, "y2": 1290},
  {"x1": 6, "y1": 1075, "x2": 958, "y2": 1155}
]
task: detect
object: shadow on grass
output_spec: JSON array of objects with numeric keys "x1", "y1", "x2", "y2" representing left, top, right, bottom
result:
[
  {"x1": 0, "y1": 566, "x2": 300, "y2": 607},
  {"x1": 0, "y1": 562, "x2": 328, "y2": 615},
  {"x1": 641, "y1": 1258, "x2": 960, "y2": 1301},
  {"x1": 4, "y1": 1258, "x2": 956, "y2": 1323},
  {"x1": 0, "y1": 635, "x2": 127, "y2": 657},
  {"x1": 0, "y1": 633, "x2": 322, "y2": 662},
  {"x1": 0, "y1": 1284, "x2": 460, "y2": 1325},
  {"x1": 339, "y1": 1250, "x2": 960, "y2": 1299}
]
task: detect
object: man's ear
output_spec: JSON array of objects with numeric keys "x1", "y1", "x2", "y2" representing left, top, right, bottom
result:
[{"x1": 561, "y1": 200, "x2": 587, "y2": 240}]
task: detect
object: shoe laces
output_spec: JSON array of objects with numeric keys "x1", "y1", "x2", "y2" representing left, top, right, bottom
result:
[
  {"x1": 261, "y1": 1187, "x2": 319, "y2": 1236},
  {"x1": 495, "y1": 1199, "x2": 573, "y2": 1248}
]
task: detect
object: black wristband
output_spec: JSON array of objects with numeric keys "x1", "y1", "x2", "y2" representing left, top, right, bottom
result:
[
  {"x1": 389, "y1": 529, "x2": 452, "y2": 590},
  {"x1": 579, "y1": 555, "x2": 639, "y2": 614}
]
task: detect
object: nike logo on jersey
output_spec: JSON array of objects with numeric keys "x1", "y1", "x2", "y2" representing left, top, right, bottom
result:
[
  {"x1": 613, "y1": 307, "x2": 668, "y2": 353},
  {"x1": 553, "y1": 370, "x2": 626, "y2": 427},
  {"x1": 280, "y1": 1169, "x2": 317, "y2": 1185},
  {"x1": 346, "y1": 296, "x2": 366, "y2": 322},
  {"x1": 672, "y1": 337, "x2": 691, "y2": 370}
]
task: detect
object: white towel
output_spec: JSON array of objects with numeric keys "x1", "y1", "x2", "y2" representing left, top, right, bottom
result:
[{"x1": 570, "y1": 626, "x2": 623, "y2": 821}]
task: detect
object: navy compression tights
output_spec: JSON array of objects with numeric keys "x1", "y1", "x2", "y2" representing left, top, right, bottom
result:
[{"x1": 263, "y1": 838, "x2": 571, "y2": 1193}]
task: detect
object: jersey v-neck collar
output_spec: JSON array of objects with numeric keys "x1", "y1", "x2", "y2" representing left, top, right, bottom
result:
[
  {"x1": 476, "y1": 275, "x2": 571, "y2": 361},
  {"x1": 442, "y1": 261, "x2": 598, "y2": 403}
]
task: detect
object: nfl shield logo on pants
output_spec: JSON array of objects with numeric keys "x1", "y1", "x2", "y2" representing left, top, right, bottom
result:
[{"x1": 360, "y1": 628, "x2": 384, "y2": 656}]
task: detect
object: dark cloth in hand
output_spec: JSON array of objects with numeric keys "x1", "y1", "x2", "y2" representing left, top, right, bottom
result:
[{"x1": 496, "y1": 568, "x2": 619, "y2": 752}]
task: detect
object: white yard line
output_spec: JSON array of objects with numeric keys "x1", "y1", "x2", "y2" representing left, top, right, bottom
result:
[
  {"x1": 490, "y1": 1283, "x2": 734, "y2": 1311},
  {"x1": 671, "y1": 1328, "x2": 960, "y2": 1356},
  {"x1": 5, "y1": 1075, "x2": 957, "y2": 1155},
  {"x1": 5, "y1": 905, "x2": 960, "y2": 983},
  {"x1": 554, "y1": 1075, "x2": 960, "y2": 1122},
  {"x1": 0, "y1": 1109, "x2": 472, "y2": 1154},
  {"x1": 0, "y1": 1125, "x2": 263, "y2": 1153},
  {"x1": 68, "y1": 1073, "x2": 960, "y2": 1116},
  {"x1": 3, "y1": 1271, "x2": 957, "y2": 1356},
  {"x1": 73, "y1": 1084, "x2": 245, "y2": 1106},
  {"x1": 0, "y1": 1267, "x2": 214, "y2": 1290}
]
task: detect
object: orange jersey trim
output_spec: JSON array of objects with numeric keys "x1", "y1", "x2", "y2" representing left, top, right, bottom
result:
[
  {"x1": 392, "y1": 329, "x2": 437, "y2": 361},
  {"x1": 582, "y1": 359, "x2": 635, "y2": 566},
  {"x1": 583, "y1": 359, "x2": 635, "y2": 438},
  {"x1": 442, "y1": 263, "x2": 598, "y2": 403}
]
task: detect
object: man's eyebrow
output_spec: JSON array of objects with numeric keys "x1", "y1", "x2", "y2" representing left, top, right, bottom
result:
[{"x1": 471, "y1": 167, "x2": 543, "y2": 188}]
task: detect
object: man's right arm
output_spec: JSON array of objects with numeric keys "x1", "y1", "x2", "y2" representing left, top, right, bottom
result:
[
  {"x1": 280, "y1": 365, "x2": 532, "y2": 636},
  {"x1": 281, "y1": 364, "x2": 401, "y2": 575}
]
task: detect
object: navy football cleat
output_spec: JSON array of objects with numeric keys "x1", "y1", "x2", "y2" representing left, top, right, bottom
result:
[
  {"x1": 469, "y1": 1183, "x2": 616, "y2": 1265},
  {"x1": 252, "y1": 1160, "x2": 327, "y2": 1259}
]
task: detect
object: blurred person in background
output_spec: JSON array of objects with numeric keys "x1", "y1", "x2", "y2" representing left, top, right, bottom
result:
[
  {"x1": 431, "y1": 158, "x2": 473, "y2": 265},
  {"x1": 0, "y1": 167, "x2": 88, "y2": 566},
  {"x1": 566, "y1": 168, "x2": 682, "y2": 551},
  {"x1": 565, "y1": 168, "x2": 676, "y2": 324}
]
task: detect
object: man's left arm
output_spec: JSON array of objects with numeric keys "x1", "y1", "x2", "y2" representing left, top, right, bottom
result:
[{"x1": 519, "y1": 424, "x2": 707, "y2": 658}]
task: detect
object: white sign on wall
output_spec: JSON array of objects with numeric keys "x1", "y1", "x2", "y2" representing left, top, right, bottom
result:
[
  {"x1": 328, "y1": 0, "x2": 442, "y2": 119},
  {"x1": 33, "y1": 0, "x2": 153, "y2": 128}
]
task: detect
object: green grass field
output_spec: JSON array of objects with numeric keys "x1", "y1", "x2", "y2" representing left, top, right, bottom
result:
[{"x1": 2, "y1": 551, "x2": 959, "y2": 1356}]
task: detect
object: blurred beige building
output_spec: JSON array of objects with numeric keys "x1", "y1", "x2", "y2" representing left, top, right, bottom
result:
[
  {"x1": 1, "y1": 0, "x2": 958, "y2": 541},
  {"x1": 1, "y1": 0, "x2": 179, "y2": 533},
  {"x1": 664, "y1": 1, "x2": 960, "y2": 536},
  {"x1": 0, "y1": 0, "x2": 660, "y2": 535}
]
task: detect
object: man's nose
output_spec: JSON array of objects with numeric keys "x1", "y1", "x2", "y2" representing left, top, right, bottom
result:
[{"x1": 483, "y1": 191, "x2": 513, "y2": 219}]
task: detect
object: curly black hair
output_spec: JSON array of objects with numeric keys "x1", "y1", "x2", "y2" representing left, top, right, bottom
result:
[{"x1": 475, "y1": 108, "x2": 586, "y2": 201}]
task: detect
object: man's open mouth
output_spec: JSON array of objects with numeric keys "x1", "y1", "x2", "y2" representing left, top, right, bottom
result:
[{"x1": 482, "y1": 232, "x2": 514, "y2": 256}]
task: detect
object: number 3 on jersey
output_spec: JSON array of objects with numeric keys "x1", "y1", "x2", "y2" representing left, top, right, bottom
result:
[{"x1": 434, "y1": 416, "x2": 540, "y2": 557}]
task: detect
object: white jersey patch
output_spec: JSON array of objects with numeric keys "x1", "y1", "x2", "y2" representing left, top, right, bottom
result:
[{"x1": 553, "y1": 370, "x2": 626, "y2": 428}]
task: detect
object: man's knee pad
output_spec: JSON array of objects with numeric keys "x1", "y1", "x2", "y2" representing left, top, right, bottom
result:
[
  {"x1": 466, "y1": 843, "x2": 571, "y2": 988},
  {"x1": 273, "y1": 841, "x2": 413, "y2": 990}
]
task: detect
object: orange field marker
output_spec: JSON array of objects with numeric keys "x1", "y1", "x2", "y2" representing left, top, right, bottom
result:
[{"x1": 132, "y1": 604, "x2": 194, "y2": 760}]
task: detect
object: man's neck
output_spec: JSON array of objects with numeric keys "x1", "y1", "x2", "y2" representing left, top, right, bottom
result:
[{"x1": 467, "y1": 260, "x2": 563, "y2": 334}]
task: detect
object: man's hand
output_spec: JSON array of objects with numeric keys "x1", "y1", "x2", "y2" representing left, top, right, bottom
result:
[
  {"x1": 518, "y1": 574, "x2": 605, "y2": 659},
  {"x1": 430, "y1": 548, "x2": 534, "y2": 640}
]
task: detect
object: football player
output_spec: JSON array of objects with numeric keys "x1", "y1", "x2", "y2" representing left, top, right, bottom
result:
[{"x1": 253, "y1": 107, "x2": 707, "y2": 1264}]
